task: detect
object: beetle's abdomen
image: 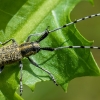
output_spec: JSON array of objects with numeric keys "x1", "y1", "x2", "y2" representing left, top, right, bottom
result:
[{"x1": 0, "y1": 43, "x2": 22, "y2": 66}]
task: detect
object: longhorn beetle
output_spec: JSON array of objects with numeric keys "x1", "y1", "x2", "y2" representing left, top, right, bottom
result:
[{"x1": 0, "y1": 13, "x2": 100, "y2": 96}]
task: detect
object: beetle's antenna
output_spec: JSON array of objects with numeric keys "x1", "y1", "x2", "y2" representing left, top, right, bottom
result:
[
  {"x1": 40, "y1": 46, "x2": 100, "y2": 51},
  {"x1": 49, "y1": 13, "x2": 100, "y2": 33}
]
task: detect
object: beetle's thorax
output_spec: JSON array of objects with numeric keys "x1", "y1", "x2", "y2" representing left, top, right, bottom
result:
[{"x1": 19, "y1": 42, "x2": 40, "y2": 57}]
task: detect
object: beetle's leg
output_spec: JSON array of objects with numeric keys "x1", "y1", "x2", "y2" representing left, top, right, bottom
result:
[
  {"x1": 0, "y1": 39, "x2": 16, "y2": 45},
  {"x1": 26, "y1": 27, "x2": 50, "y2": 42},
  {"x1": 19, "y1": 61, "x2": 23, "y2": 96},
  {"x1": 0, "y1": 66, "x2": 4, "y2": 73},
  {"x1": 26, "y1": 34, "x2": 35, "y2": 42},
  {"x1": 27, "y1": 57, "x2": 58, "y2": 86}
]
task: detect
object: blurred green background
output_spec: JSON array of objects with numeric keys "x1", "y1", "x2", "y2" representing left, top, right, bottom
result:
[{"x1": 19, "y1": 0, "x2": 100, "y2": 100}]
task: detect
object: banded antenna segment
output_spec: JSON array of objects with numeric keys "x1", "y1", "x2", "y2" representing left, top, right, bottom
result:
[
  {"x1": 49, "y1": 13, "x2": 100, "y2": 33},
  {"x1": 54, "y1": 46, "x2": 100, "y2": 50}
]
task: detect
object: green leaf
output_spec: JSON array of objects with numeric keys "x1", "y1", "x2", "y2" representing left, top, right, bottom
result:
[{"x1": 0, "y1": 0, "x2": 100, "y2": 99}]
